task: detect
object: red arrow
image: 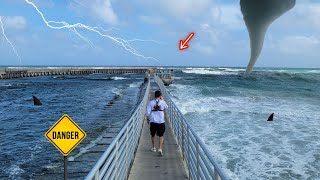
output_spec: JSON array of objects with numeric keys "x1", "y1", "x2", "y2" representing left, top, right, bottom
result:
[{"x1": 179, "y1": 32, "x2": 195, "y2": 51}]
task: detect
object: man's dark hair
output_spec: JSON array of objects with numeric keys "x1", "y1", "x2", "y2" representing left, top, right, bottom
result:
[{"x1": 155, "y1": 90, "x2": 162, "y2": 98}]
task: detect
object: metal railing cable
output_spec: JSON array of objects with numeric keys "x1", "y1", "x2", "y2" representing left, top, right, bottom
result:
[
  {"x1": 154, "y1": 75, "x2": 228, "y2": 180},
  {"x1": 85, "y1": 80, "x2": 150, "y2": 180}
]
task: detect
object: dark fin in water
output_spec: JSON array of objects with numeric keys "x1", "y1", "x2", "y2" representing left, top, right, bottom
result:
[
  {"x1": 267, "y1": 113, "x2": 274, "y2": 121},
  {"x1": 33, "y1": 95, "x2": 42, "y2": 106}
]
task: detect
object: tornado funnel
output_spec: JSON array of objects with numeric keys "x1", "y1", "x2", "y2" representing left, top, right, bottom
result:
[{"x1": 240, "y1": 0, "x2": 296, "y2": 73}]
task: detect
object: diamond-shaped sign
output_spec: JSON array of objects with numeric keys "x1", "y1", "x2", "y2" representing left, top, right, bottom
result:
[{"x1": 45, "y1": 114, "x2": 86, "y2": 156}]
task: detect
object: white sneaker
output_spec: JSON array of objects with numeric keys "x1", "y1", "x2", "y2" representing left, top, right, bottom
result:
[
  {"x1": 151, "y1": 147, "x2": 156, "y2": 152},
  {"x1": 158, "y1": 148, "x2": 163, "y2": 156}
]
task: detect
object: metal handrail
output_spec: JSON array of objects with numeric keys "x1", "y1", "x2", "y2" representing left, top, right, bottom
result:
[
  {"x1": 85, "y1": 80, "x2": 150, "y2": 180},
  {"x1": 155, "y1": 75, "x2": 228, "y2": 180}
]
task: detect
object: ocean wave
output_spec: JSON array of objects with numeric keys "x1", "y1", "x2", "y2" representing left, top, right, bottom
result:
[
  {"x1": 43, "y1": 163, "x2": 60, "y2": 169},
  {"x1": 255, "y1": 68, "x2": 320, "y2": 74},
  {"x1": 88, "y1": 77, "x2": 113, "y2": 81},
  {"x1": 129, "y1": 81, "x2": 143, "y2": 88},
  {"x1": 0, "y1": 84, "x2": 13, "y2": 87},
  {"x1": 46, "y1": 67, "x2": 61, "y2": 69},
  {"x1": 173, "y1": 94, "x2": 301, "y2": 118},
  {"x1": 305, "y1": 70, "x2": 320, "y2": 74},
  {"x1": 182, "y1": 68, "x2": 320, "y2": 77},
  {"x1": 112, "y1": 88, "x2": 122, "y2": 96},
  {"x1": 218, "y1": 68, "x2": 246, "y2": 72},
  {"x1": 252, "y1": 71, "x2": 319, "y2": 83},
  {"x1": 7, "y1": 165, "x2": 24, "y2": 179},
  {"x1": 52, "y1": 75, "x2": 80, "y2": 80},
  {"x1": 182, "y1": 68, "x2": 240, "y2": 75},
  {"x1": 86, "y1": 76, "x2": 129, "y2": 81},
  {"x1": 111, "y1": 76, "x2": 128, "y2": 80},
  {"x1": 169, "y1": 83, "x2": 316, "y2": 119}
]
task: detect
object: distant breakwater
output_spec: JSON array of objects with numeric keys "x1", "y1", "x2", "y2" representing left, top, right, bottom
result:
[{"x1": 0, "y1": 67, "x2": 151, "y2": 79}]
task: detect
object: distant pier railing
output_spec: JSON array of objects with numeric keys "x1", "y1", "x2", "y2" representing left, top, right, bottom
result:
[
  {"x1": 0, "y1": 67, "x2": 150, "y2": 79},
  {"x1": 155, "y1": 75, "x2": 228, "y2": 180},
  {"x1": 85, "y1": 80, "x2": 150, "y2": 180}
]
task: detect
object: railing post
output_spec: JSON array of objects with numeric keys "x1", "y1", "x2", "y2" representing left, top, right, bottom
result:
[
  {"x1": 196, "y1": 141, "x2": 200, "y2": 180},
  {"x1": 115, "y1": 141, "x2": 119, "y2": 179},
  {"x1": 181, "y1": 119, "x2": 185, "y2": 161},
  {"x1": 94, "y1": 170, "x2": 99, "y2": 180},
  {"x1": 125, "y1": 126, "x2": 129, "y2": 176},
  {"x1": 187, "y1": 128, "x2": 191, "y2": 179},
  {"x1": 170, "y1": 101, "x2": 173, "y2": 125},
  {"x1": 214, "y1": 170, "x2": 219, "y2": 180}
]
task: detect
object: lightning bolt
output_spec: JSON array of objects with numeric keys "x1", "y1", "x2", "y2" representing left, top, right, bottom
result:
[
  {"x1": 25, "y1": 0, "x2": 158, "y2": 61},
  {"x1": 1, "y1": 25, "x2": 4, "y2": 46},
  {"x1": 93, "y1": 26, "x2": 120, "y2": 33},
  {"x1": 127, "y1": 39, "x2": 166, "y2": 45},
  {"x1": 95, "y1": 26, "x2": 166, "y2": 45},
  {"x1": 0, "y1": 16, "x2": 22, "y2": 65}
]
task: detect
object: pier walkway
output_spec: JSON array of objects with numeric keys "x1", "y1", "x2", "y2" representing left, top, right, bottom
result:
[
  {"x1": 86, "y1": 76, "x2": 228, "y2": 180},
  {"x1": 128, "y1": 81, "x2": 188, "y2": 180}
]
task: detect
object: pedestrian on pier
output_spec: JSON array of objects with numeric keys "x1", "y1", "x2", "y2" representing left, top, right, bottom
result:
[{"x1": 145, "y1": 90, "x2": 168, "y2": 156}]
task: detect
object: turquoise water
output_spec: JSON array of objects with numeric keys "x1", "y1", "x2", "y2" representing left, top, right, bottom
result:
[{"x1": 168, "y1": 68, "x2": 320, "y2": 180}]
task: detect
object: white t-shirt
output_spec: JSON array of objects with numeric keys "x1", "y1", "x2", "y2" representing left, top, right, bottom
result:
[{"x1": 145, "y1": 99, "x2": 168, "y2": 124}]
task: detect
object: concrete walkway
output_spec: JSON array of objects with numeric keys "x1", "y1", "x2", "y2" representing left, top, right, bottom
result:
[{"x1": 128, "y1": 82, "x2": 188, "y2": 180}]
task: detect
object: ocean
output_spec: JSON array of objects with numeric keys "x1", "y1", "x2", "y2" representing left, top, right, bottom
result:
[
  {"x1": 1, "y1": 67, "x2": 319, "y2": 180},
  {"x1": 168, "y1": 67, "x2": 320, "y2": 180},
  {"x1": 0, "y1": 73, "x2": 144, "y2": 179}
]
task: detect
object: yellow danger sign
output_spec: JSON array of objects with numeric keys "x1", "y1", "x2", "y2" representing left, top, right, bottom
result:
[{"x1": 45, "y1": 114, "x2": 86, "y2": 156}]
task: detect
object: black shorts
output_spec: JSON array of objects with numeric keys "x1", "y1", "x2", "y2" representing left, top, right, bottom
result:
[{"x1": 150, "y1": 122, "x2": 165, "y2": 137}]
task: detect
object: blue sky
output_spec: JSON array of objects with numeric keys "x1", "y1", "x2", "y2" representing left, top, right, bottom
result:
[{"x1": 0, "y1": 0, "x2": 319, "y2": 67}]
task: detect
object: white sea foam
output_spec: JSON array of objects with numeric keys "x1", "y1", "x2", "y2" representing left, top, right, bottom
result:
[
  {"x1": 218, "y1": 68, "x2": 246, "y2": 72},
  {"x1": 182, "y1": 68, "x2": 239, "y2": 75},
  {"x1": 168, "y1": 81, "x2": 320, "y2": 179},
  {"x1": 7, "y1": 165, "x2": 24, "y2": 179},
  {"x1": 129, "y1": 81, "x2": 143, "y2": 88},
  {"x1": 170, "y1": 84, "x2": 316, "y2": 119},
  {"x1": 0, "y1": 83, "x2": 12, "y2": 87},
  {"x1": 111, "y1": 76, "x2": 128, "y2": 80},
  {"x1": 44, "y1": 163, "x2": 60, "y2": 169},
  {"x1": 112, "y1": 88, "x2": 122, "y2": 96},
  {"x1": 306, "y1": 70, "x2": 320, "y2": 73},
  {"x1": 68, "y1": 157, "x2": 75, "y2": 162},
  {"x1": 46, "y1": 67, "x2": 61, "y2": 69}
]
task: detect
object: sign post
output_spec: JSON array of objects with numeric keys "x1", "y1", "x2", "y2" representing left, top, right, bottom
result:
[
  {"x1": 64, "y1": 156, "x2": 67, "y2": 180},
  {"x1": 45, "y1": 114, "x2": 86, "y2": 180}
]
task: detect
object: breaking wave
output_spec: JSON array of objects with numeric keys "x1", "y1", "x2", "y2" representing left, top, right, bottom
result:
[
  {"x1": 182, "y1": 68, "x2": 243, "y2": 75},
  {"x1": 129, "y1": 81, "x2": 143, "y2": 88}
]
